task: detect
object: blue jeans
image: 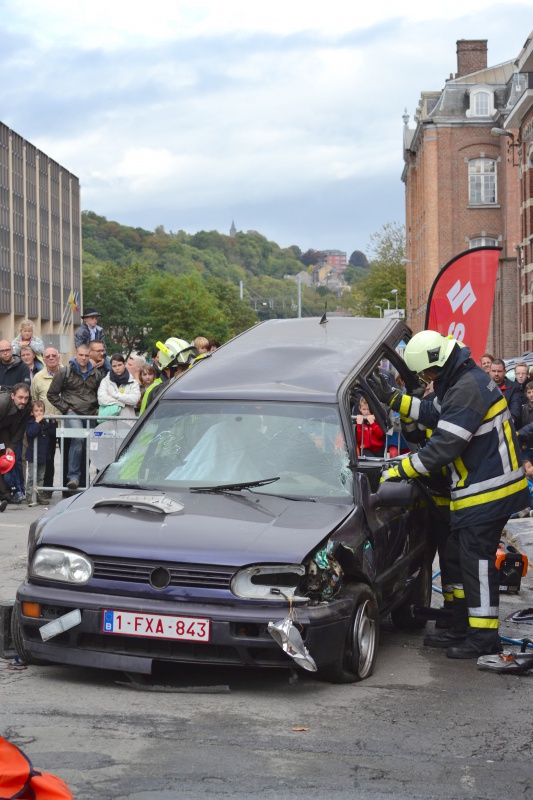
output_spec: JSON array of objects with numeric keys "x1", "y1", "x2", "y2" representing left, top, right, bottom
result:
[
  {"x1": 11, "y1": 441, "x2": 24, "y2": 494},
  {"x1": 65, "y1": 412, "x2": 85, "y2": 482}
]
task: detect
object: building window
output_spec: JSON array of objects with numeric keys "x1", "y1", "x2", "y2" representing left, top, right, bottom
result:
[
  {"x1": 474, "y1": 92, "x2": 490, "y2": 116},
  {"x1": 468, "y1": 159, "x2": 497, "y2": 205},
  {"x1": 470, "y1": 237, "x2": 497, "y2": 248},
  {"x1": 466, "y1": 85, "x2": 495, "y2": 118}
]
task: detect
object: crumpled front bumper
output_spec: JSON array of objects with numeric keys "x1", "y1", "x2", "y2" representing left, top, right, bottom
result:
[{"x1": 15, "y1": 582, "x2": 354, "y2": 674}]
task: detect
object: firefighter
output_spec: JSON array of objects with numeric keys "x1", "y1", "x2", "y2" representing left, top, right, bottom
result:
[
  {"x1": 142, "y1": 338, "x2": 199, "y2": 413},
  {"x1": 369, "y1": 331, "x2": 529, "y2": 658},
  {"x1": 156, "y1": 337, "x2": 198, "y2": 382}
]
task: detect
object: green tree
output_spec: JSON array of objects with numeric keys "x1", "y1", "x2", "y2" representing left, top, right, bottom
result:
[
  {"x1": 82, "y1": 261, "x2": 153, "y2": 355},
  {"x1": 300, "y1": 249, "x2": 324, "y2": 267},
  {"x1": 345, "y1": 265, "x2": 367, "y2": 285},
  {"x1": 300, "y1": 285, "x2": 340, "y2": 317},
  {"x1": 349, "y1": 250, "x2": 369, "y2": 269},
  {"x1": 344, "y1": 222, "x2": 406, "y2": 318},
  {"x1": 205, "y1": 278, "x2": 258, "y2": 338},
  {"x1": 143, "y1": 271, "x2": 229, "y2": 343}
]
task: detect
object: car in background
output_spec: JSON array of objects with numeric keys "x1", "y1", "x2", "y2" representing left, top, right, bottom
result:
[
  {"x1": 13, "y1": 317, "x2": 432, "y2": 683},
  {"x1": 505, "y1": 353, "x2": 533, "y2": 382}
]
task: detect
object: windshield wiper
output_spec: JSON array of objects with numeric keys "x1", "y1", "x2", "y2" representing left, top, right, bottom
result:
[
  {"x1": 190, "y1": 477, "x2": 280, "y2": 494},
  {"x1": 96, "y1": 481, "x2": 145, "y2": 489}
]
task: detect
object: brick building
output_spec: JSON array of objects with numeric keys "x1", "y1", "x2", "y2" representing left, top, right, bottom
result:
[
  {"x1": 0, "y1": 122, "x2": 81, "y2": 350},
  {"x1": 504, "y1": 32, "x2": 533, "y2": 351},
  {"x1": 320, "y1": 250, "x2": 347, "y2": 271},
  {"x1": 402, "y1": 40, "x2": 526, "y2": 357}
]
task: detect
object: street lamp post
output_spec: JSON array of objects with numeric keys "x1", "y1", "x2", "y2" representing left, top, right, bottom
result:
[
  {"x1": 391, "y1": 289, "x2": 398, "y2": 310},
  {"x1": 374, "y1": 305, "x2": 383, "y2": 318},
  {"x1": 381, "y1": 298, "x2": 391, "y2": 310}
]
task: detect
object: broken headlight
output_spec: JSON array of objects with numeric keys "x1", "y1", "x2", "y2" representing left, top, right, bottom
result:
[
  {"x1": 231, "y1": 564, "x2": 307, "y2": 601},
  {"x1": 31, "y1": 548, "x2": 93, "y2": 584},
  {"x1": 306, "y1": 545, "x2": 343, "y2": 600}
]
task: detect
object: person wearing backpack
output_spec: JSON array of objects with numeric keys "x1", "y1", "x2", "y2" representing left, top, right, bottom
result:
[{"x1": 47, "y1": 344, "x2": 105, "y2": 492}]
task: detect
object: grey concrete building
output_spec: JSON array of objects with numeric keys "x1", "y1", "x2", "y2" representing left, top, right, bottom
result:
[{"x1": 0, "y1": 121, "x2": 81, "y2": 350}]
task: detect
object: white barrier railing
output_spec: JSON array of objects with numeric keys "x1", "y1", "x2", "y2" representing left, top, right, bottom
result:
[{"x1": 28, "y1": 413, "x2": 137, "y2": 503}]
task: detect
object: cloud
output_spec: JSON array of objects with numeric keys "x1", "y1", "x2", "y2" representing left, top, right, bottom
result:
[
  {"x1": 2, "y1": 0, "x2": 520, "y2": 46},
  {"x1": 0, "y1": 0, "x2": 531, "y2": 257}
]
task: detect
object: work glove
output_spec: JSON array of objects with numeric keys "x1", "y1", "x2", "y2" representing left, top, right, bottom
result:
[
  {"x1": 367, "y1": 370, "x2": 399, "y2": 406},
  {"x1": 380, "y1": 464, "x2": 401, "y2": 482},
  {"x1": 411, "y1": 381, "x2": 427, "y2": 399}
]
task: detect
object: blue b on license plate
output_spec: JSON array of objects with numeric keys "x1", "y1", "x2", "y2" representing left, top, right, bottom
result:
[{"x1": 102, "y1": 610, "x2": 210, "y2": 641}]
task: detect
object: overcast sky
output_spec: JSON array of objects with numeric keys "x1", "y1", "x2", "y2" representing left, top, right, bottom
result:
[{"x1": 1, "y1": 1, "x2": 531, "y2": 257}]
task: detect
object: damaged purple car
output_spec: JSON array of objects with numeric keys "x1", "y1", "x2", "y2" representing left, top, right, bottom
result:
[{"x1": 13, "y1": 317, "x2": 431, "y2": 682}]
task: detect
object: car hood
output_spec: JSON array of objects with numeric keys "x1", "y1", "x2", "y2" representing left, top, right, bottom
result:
[{"x1": 36, "y1": 486, "x2": 353, "y2": 566}]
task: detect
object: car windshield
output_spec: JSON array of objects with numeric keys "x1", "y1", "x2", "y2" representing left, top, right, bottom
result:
[{"x1": 102, "y1": 400, "x2": 352, "y2": 499}]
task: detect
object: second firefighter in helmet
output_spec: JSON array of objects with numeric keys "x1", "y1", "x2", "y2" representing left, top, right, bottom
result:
[
  {"x1": 156, "y1": 337, "x2": 198, "y2": 381},
  {"x1": 141, "y1": 338, "x2": 199, "y2": 414}
]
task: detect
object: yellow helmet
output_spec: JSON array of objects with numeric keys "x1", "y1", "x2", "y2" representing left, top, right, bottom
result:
[
  {"x1": 404, "y1": 331, "x2": 458, "y2": 374},
  {"x1": 156, "y1": 338, "x2": 198, "y2": 369}
]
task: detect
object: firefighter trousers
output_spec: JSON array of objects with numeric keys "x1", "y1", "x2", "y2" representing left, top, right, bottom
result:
[{"x1": 445, "y1": 516, "x2": 508, "y2": 650}]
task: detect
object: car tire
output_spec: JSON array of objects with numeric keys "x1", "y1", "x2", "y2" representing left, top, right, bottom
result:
[
  {"x1": 318, "y1": 582, "x2": 379, "y2": 683},
  {"x1": 390, "y1": 556, "x2": 432, "y2": 630},
  {"x1": 11, "y1": 611, "x2": 50, "y2": 666}
]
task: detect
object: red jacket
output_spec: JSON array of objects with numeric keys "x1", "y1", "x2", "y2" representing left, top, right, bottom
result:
[{"x1": 355, "y1": 418, "x2": 385, "y2": 453}]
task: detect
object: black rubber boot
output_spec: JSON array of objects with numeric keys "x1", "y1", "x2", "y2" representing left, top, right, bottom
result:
[
  {"x1": 435, "y1": 599, "x2": 453, "y2": 629},
  {"x1": 424, "y1": 596, "x2": 467, "y2": 647},
  {"x1": 423, "y1": 628, "x2": 467, "y2": 648},
  {"x1": 446, "y1": 638, "x2": 502, "y2": 659}
]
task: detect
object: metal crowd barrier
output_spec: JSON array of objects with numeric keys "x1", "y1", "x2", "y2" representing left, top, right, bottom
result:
[{"x1": 27, "y1": 413, "x2": 137, "y2": 504}]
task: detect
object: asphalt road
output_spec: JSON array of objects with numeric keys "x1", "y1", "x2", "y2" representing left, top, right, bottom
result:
[{"x1": 1, "y1": 501, "x2": 533, "y2": 800}]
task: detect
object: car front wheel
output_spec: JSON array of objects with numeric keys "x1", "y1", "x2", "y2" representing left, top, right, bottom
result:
[
  {"x1": 318, "y1": 582, "x2": 379, "y2": 683},
  {"x1": 11, "y1": 610, "x2": 50, "y2": 666}
]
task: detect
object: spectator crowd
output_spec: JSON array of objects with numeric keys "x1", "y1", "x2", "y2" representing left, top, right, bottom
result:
[
  {"x1": 0, "y1": 310, "x2": 220, "y2": 509},
  {"x1": 479, "y1": 352, "x2": 533, "y2": 517}
]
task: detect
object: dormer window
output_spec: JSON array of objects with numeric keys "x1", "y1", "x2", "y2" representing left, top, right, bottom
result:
[
  {"x1": 466, "y1": 85, "x2": 495, "y2": 118},
  {"x1": 475, "y1": 92, "x2": 490, "y2": 116}
]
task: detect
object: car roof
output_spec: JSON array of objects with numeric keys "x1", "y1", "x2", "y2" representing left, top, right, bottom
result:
[
  {"x1": 162, "y1": 317, "x2": 409, "y2": 403},
  {"x1": 505, "y1": 353, "x2": 533, "y2": 369}
]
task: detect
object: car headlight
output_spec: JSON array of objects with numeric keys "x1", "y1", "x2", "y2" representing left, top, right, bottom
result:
[
  {"x1": 231, "y1": 564, "x2": 306, "y2": 601},
  {"x1": 30, "y1": 548, "x2": 93, "y2": 584}
]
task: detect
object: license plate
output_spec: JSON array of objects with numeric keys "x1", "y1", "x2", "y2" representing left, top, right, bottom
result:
[{"x1": 102, "y1": 610, "x2": 210, "y2": 642}]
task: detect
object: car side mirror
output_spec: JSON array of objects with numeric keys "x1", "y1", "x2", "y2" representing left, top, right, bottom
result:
[{"x1": 369, "y1": 480, "x2": 414, "y2": 510}]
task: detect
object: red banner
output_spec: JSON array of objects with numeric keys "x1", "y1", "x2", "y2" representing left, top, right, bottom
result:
[{"x1": 425, "y1": 247, "x2": 501, "y2": 363}]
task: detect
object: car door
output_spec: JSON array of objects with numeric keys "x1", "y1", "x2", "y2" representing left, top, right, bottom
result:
[{"x1": 348, "y1": 348, "x2": 428, "y2": 603}]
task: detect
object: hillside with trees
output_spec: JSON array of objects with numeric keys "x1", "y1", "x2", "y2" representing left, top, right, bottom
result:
[
  {"x1": 342, "y1": 222, "x2": 406, "y2": 318},
  {"x1": 81, "y1": 211, "x2": 406, "y2": 355}
]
